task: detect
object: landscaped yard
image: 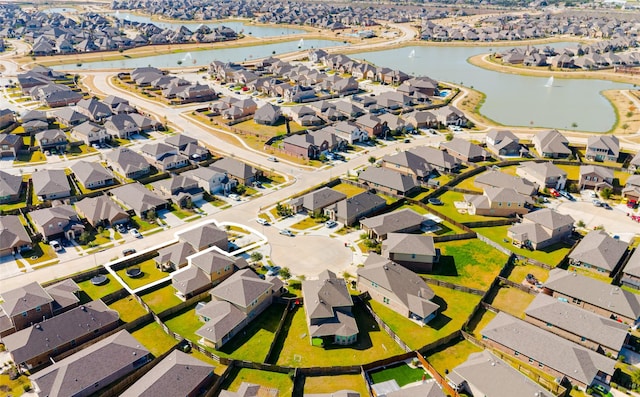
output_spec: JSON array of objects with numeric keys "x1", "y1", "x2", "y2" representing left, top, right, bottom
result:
[
  {"x1": 116, "y1": 259, "x2": 169, "y2": 290},
  {"x1": 507, "y1": 262, "x2": 550, "y2": 285},
  {"x1": 488, "y1": 286, "x2": 536, "y2": 318},
  {"x1": 289, "y1": 216, "x2": 324, "y2": 230},
  {"x1": 77, "y1": 274, "x2": 124, "y2": 300},
  {"x1": 430, "y1": 239, "x2": 508, "y2": 290},
  {"x1": 303, "y1": 374, "x2": 369, "y2": 397},
  {"x1": 21, "y1": 242, "x2": 57, "y2": 265},
  {"x1": 275, "y1": 304, "x2": 405, "y2": 367},
  {"x1": 131, "y1": 215, "x2": 160, "y2": 232},
  {"x1": 426, "y1": 339, "x2": 483, "y2": 376},
  {"x1": 108, "y1": 295, "x2": 148, "y2": 323},
  {"x1": 427, "y1": 190, "x2": 507, "y2": 223},
  {"x1": 369, "y1": 362, "x2": 429, "y2": 387},
  {"x1": 221, "y1": 368, "x2": 293, "y2": 397},
  {"x1": 451, "y1": 173, "x2": 483, "y2": 193},
  {"x1": 131, "y1": 322, "x2": 179, "y2": 357},
  {"x1": 330, "y1": 183, "x2": 366, "y2": 198},
  {"x1": 368, "y1": 285, "x2": 481, "y2": 351},
  {"x1": 473, "y1": 225, "x2": 572, "y2": 266},
  {"x1": 0, "y1": 373, "x2": 32, "y2": 396},
  {"x1": 140, "y1": 284, "x2": 183, "y2": 314}
]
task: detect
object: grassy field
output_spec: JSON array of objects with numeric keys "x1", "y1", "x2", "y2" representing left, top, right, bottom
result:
[
  {"x1": 369, "y1": 362, "x2": 429, "y2": 387},
  {"x1": 0, "y1": 373, "x2": 31, "y2": 397},
  {"x1": 303, "y1": 374, "x2": 369, "y2": 396},
  {"x1": 489, "y1": 286, "x2": 536, "y2": 319},
  {"x1": 507, "y1": 262, "x2": 550, "y2": 285},
  {"x1": 131, "y1": 322, "x2": 179, "y2": 357},
  {"x1": 221, "y1": 368, "x2": 293, "y2": 397},
  {"x1": 430, "y1": 239, "x2": 508, "y2": 290},
  {"x1": 108, "y1": 296, "x2": 149, "y2": 323},
  {"x1": 78, "y1": 274, "x2": 124, "y2": 300},
  {"x1": 567, "y1": 265, "x2": 613, "y2": 284},
  {"x1": 426, "y1": 339, "x2": 483, "y2": 376},
  {"x1": 331, "y1": 183, "x2": 366, "y2": 198},
  {"x1": 427, "y1": 190, "x2": 506, "y2": 223},
  {"x1": 140, "y1": 284, "x2": 184, "y2": 313},
  {"x1": 474, "y1": 225, "x2": 572, "y2": 266},
  {"x1": 368, "y1": 285, "x2": 481, "y2": 351},
  {"x1": 452, "y1": 173, "x2": 483, "y2": 192},
  {"x1": 275, "y1": 304, "x2": 405, "y2": 367},
  {"x1": 116, "y1": 259, "x2": 168, "y2": 290}
]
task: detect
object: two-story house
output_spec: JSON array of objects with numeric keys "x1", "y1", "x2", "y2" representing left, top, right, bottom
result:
[
  {"x1": 579, "y1": 165, "x2": 614, "y2": 191},
  {"x1": 586, "y1": 135, "x2": 619, "y2": 162},
  {"x1": 516, "y1": 162, "x2": 567, "y2": 191},
  {"x1": 532, "y1": 129, "x2": 571, "y2": 158},
  {"x1": 465, "y1": 187, "x2": 531, "y2": 217},
  {"x1": 507, "y1": 208, "x2": 574, "y2": 250},
  {"x1": 568, "y1": 229, "x2": 628, "y2": 275}
]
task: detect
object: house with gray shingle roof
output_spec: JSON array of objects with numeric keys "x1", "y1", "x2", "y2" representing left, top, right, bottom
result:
[
  {"x1": 481, "y1": 311, "x2": 616, "y2": 389},
  {"x1": 533, "y1": 129, "x2": 571, "y2": 158},
  {"x1": 586, "y1": 135, "x2": 619, "y2": 162},
  {"x1": 211, "y1": 157, "x2": 259, "y2": 186},
  {"x1": 380, "y1": 151, "x2": 433, "y2": 182},
  {"x1": 465, "y1": 187, "x2": 531, "y2": 217},
  {"x1": 178, "y1": 223, "x2": 228, "y2": 252},
  {"x1": 622, "y1": 249, "x2": 640, "y2": 290},
  {"x1": 447, "y1": 350, "x2": 554, "y2": 397},
  {"x1": 289, "y1": 187, "x2": 346, "y2": 215},
  {"x1": 109, "y1": 183, "x2": 169, "y2": 218},
  {"x1": 379, "y1": 382, "x2": 444, "y2": 397},
  {"x1": 44, "y1": 279, "x2": 80, "y2": 315},
  {"x1": 76, "y1": 97, "x2": 112, "y2": 122},
  {"x1": 360, "y1": 208, "x2": 425, "y2": 241},
  {"x1": 381, "y1": 233, "x2": 439, "y2": 273},
  {"x1": 303, "y1": 270, "x2": 358, "y2": 346},
  {"x1": 106, "y1": 148, "x2": 151, "y2": 180},
  {"x1": 358, "y1": 166, "x2": 420, "y2": 196},
  {"x1": 172, "y1": 251, "x2": 248, "y2": 299},
  {"x1": 104, "y1": 113, "x2": 139, "y2": 139},
  {"x1": 29, "y1": 204, "x2": 84, "y2": 242},
  {"x1": 324, "y1": 190, "x2": 386, "y2": 226},
  {"x1": 0, "y1": 134, "x2": 23, "y2": 158},
  {"x1": 31, "y1": 169, "x2": 71, "y2": 200},
  {"x1": 568, "y1": 229, "x2": 628, "y2": 274},
  {"x1": 71, "y1": 121, "x2": 109, "y2": 145},
  {"x1": 358, "y1": 253, "x2": 438, "y2": 324},
  {"x1": 29, "y1": 330, "x2": 151, "y2": 397},
  {"x1": 0, "y1": 282, "x2": 54, "y2": 334},
  {"x1": 0, "y1": 215, "x2": 31, "y2": 256},
  {"x1": 120, "y1": 350, "x2": 214, "y2": 397},
  {"x1": 485, "y1": 130, "x2": 521, "y2": 157},
  {"x1": 579, "y1": 165, "x2": 613, "y2": 191},
  {"x1": 4, "y1": 300, "x2": 120, "y2": 369},
  {"x1": 507, "y1": 208, "x2": 573, "y2": 250},
  {"x1": 409, "y1": 146, "x2": 460, "y2": 173},
  {"x1": 524, "y1": 293, "x2": 629, "y2": 357},
  {"x1": 53, "y1": 107, "x2": 88, "y2": 127},
  {"x1": 151, "y1": 175, "x2": 204, "y2": 208},
  {"x1": 516, "y1": 161, "x2": 567, "y2": 191},
  {"x1": 74, "y1": 195, "x2": 129, "y2": 227},
  {"x1": 35, "y1": 129, "x2": 66, "y2": 150},
  {"x1": 180, "y1": 166, "x2": 230, "y2": 195},
  {"x1": 70, "y1": 161, "x2": 114, "y2": 189},
  {"x1": 156, "y1": 241, "x2": 196, "y2": 271},
  {"x1": 0, "y1": 169, "x2": 25, "y2": 203},
  {"x1": 254, "y1": 103, "x2": 282, "y2": 125},
  {"x1": 439, "y1": 138, "x2": 490, "y2": 163},
  {"x1": 474, "y1": 170, "x2": 538, "y2": 196}
]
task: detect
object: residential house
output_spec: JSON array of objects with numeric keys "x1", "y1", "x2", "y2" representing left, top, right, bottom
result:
[
  {"x1": 360, "y1": 209, "x2": 425, "y2": 241},
  {"x1": 21, "y1": 110, "x2": 48, "y2": 134},
  {"x1": 0, "y1": 282, "x2": 54, "y2": 334},
  {"x1": 357, "y1": 253, "x2": 438, "y2": 325},
  {"x1": 516, "y1": 161, "x2": 567, "y2": 191},
  {"x1": 104, "y1": 114, "x2": 139, "y2": 139},
  {"x1": 586, "y1": 135, "x2": 619, "y2": 162},
  {"x1": 622, "y1": 175, "x2": 640, "y2": 204},
  {"x1": 254, "y1": 103, "x2": 282, "y2": 125},
  {"x1": 408, "y1": 146, "x2": 460, "y2": 173},
  {"x1": 507, "y1": 208, "x2": 574, "y2": 250},
  {"x1": 165, "y1": 134, "x2": 198, "y2": 152},
  {"x1": 172, "y1": 251, "x2": 248, "y2": 299},
  {"x1": 381, "y1": 233, "x2": 439, "y2": 273},
  {"x1": 181, "y1": 166, "x2": 232, "y2": 195},
  {"x1": 439, "y1": 138, "x2": 490, "y2": 162},
  {"x1": 0, "y1": 134, "x2": 23, "y2": 158},
  {"x1": 332, "y1": 121, "x2": 368, "y2": 144},
  {"x1": 403, "y1": 111, "x2": 437, "y2": 129},
  {"x1": 481, "y1": 312, "x2": 616, "y2": 389},
  {"x1": 195, "y1": 269, "x2": 283, "y2": 349},
  {"x1": 354, "y1": 114, "x2": 384, "y2": 138},
  {"x1": 4, "y1": 300, "x2": 120, "y2": 370},
  {"x1": 431, "y1": 105, "x2": 467, "y2": 126},
  {"x1": 211, "y1": 157, "x2": 259, "y2": 186},
  {"x1": 290, "y1": 105, "x2": 322, "y2": 126},
  {"x1": 524, "y1": 294, "x2": 629, "y2": 358},
  {"x1": 76, "y1": 97, "x2": 112, "y2": 122},
  {"x1": 324, "y1": 191, "x2": 386, "y2": 226},
  {"x1": 53, "y1": 107, "x2": 88, "y2": 127},
  {"x1": 0, "y1": 215, "x2": 31, "y2": 256},
  {"x1": 109, "y1": 183, "x2": 169, "y2": 218},
  {"x1": 35, "y1": 129, "x2": 66, "y2": 150},
  {"x1": 71, "y1": 121, "x2": 109, "y2": 145},
  {"x1": 120, "y1": 351, "x2": 214, "y2": 397},
  {"x1": 465, "y1": 187, "x2": 531, "y2": 217},
  {"x1": 628, "y1": 152, "x2": 640, "y2": 173},
  {"x1": 70, "y1": 161, "x2": 115, "y2": 190},
  {"x1": 622, "y1": 249, "x2": 640, "y2": 290},
  {"x1": 102, "y1": 95, "x2": 132, "y2": 111},
  {"x1": 151, "y1": 175, "x2": 204, "y2": 208},
  {"x1": 74, "y1": 195, "x2": 129, "y2": 227},
  {"x1": 219, "y1": 382, "x2": 280, "y2": 397},
  {"x1": 485, "y1": 129, "x2": 521, "y2": 157},
  {"x1": 358, "y1": 166, "x2": 420, "y2": 196},
  {"x1": 302, "y1": 270, "x2": 358, "y2": 346},
  {"x1": 305, "y1": 390, "x2": 361, "y2": 397},
  {"x1": 179, "y1": 223, "x2": 228, "y2": 252},
  {"x1": 29, "y1": 330, "x2": 151, "y2": 397},
  {"x1": 0, "y1": 170, "x2": 24, "y2": 203},
  {"x1": 579, "y1": 165, "x2": 614, "y2": 191},
  {"x1": 31, "y1": 169, "x2": 71, "y2": 200},
  {"x1": 447, "y1": 350, "x2": 555, "y2": 397},
  {"x1": 140, "y1": 142, "x2": 189, "y2": 171},
  {"x1": 568, "y1": 229, "x2": 628, "y2": 274},
  {"x1": 45, "y1": 279, "x2": 81, "y2": 315},
  {"x1": 283, "y1": 130, "x2": 345, "y2": 160},
  {"x1": 156, "y1": 241, "x2": 196, "y2": 271},
  {"x1": 106, "y1": 148, "x2": 151, "y2": 180},
  {"x1": 221, "y1": 98, "x2": 257, "y2": 120},
  {"x1": 542, "y1": 268, "x2": 640, "y2": 324},
  {"x1": 474, "y1": 170, "x2": 538, "y2": 196},
  {"x1": 289, "y1": 187, "x2": 346, "y2": 216},
  {"x1": 29, "y1": 204, "x2": 84, "y2": 242},
  {"x1": 376, "y1": 383, "x2": 444, "y2": 397},
  {"x1": 129, "y1": 113, "x2": 161, "y2": 133},
  {"x1": 380, "y1": 151, "x2": 433, "y2": 183},
  {"x1": 0, "y1": 108, "x2": 15, "y2": 129},
  {"x1": 533, "y1": 129, "x2": 572, "y2": 158}
]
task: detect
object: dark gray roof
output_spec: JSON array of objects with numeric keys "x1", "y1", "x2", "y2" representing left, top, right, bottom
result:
[
  {"x1": 0, "y1": 170, "x2": 22, "y2": 198},
  {"x1": 624, "y1": 248, "x2": 640, "y2": 278},
  {"x1": 360, "y1": 209, "x2": 424, "y2": 237},
  {"x1": 4, "y1": 300, "x2": 119, "y2": 365},
  {"x1": 172, "y1": 265, "x2": 211, "y2": 296},
  {"x1": 106, "y1": 148, "x2": 150, "y2": 175},
  {"x1": 359, "y1": 166, "x2": 419, "y2": 193},
  {"x1": 569, "y1": 230, "x2": 628, "y2": 272},
  {"x1": 211, "y1": 269, "x2": 275, "y2": 309},
  {"x1": 0, "y1": 215, "x2": 31, "y2": 252},
  {"x1": 533, "y1": 129, "x2": 571, "y2": 156},
  {"x1": 475, "y1": 170, "x2": 538, "y2": 196},
  {"x1": 74, "y1": 195, "x2": 129, "y2": 225},
  {"x1": 0, "y1": 281, "x2": 53, "y2": 317},
  {"x1": 165, "y1": 133, "x2": 197, "y2": 149},
  {"x1": 110, "y1": 183, "x2": 168, "y2": 214},
  {"x1": 440, "y1": 138, "x2": 490, "y2": 160},
  {"x1": 192, "y1": 250, "x2": 245, "y2": 274},
  {"x1": 156, "y1": 241, "x2": 196, "y2": 267},
  {"x1": 45, "y1": 279, "x2": 80, "y2": 312},
  {"x1": 195, "y1": 300, "x2": 246, "y2": 345},
  {"x1": 179, "y1": 223, "x2": 227, "y2": 250},
  {"x1": 293, "y1": 187, "x2": 347, "y2": 212},
  {"x1": 211, "y1": 157, "x2": 256, "y2": 181},
  {"x1": 329, "y1": 191, "x2": 386, "y2": 221},
  {"x1": 386, "y1": 382, "x2": 445, "y2": 397},
  {"x1": 522, "y1": 208, "x2": 574, "y2": 230}
]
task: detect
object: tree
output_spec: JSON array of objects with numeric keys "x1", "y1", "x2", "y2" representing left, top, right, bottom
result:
[
  {"x1": 275, "y1": 202, "x2": 292, "y2": 218},
  {"x1": 235, "y1": 184, "x2": 247, "y2": 195},
  {"x1": 577, "y1": 220, "x2": 585, "y2": 228},
  {"x1": 445, "y1": 132, "x2": 454, "y2": 141},
  {"x1": 250, "y1": 251, "x2": 263, "y2": 263},
  {"x1": 631, "y1": 368, "x2": 640, "y2": 389},
  {"x1": 146, "y1": 209, "x2": 157, "y2": 220},
  {"x1": 78, "y1": 231, "x2": 92, "y2": 245},
  {"x1": 600, "y1": 187, "x2": 613, "y2": 200},
  {"x1": 279, "y1": 267, "x2": 291, "y2": 280},
  {"x1": 368, "y1": 156, "x2": 376, "y2": 164},
  {"x1": 622, "y1": 123, "x2": 630, "y2": 133},
  {"x1": 571, "y1": 122, "x2": 578, "y2": 128}
]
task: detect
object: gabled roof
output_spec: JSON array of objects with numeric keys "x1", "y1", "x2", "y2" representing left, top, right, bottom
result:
[
  {"x1": 384, "y1": 382, "x2": 444, "y2": 397},
  {"x1": 481, "y1": 312, "x2": 616, "y2": 386},
  {"x1": 45, "y1": 279, "x2": 80, "y2": 313},
  {"x1": 408, "y1": 146, "x2": 460, "y2": 170},
  {"x1": 0, "y1": 170, "x2": 23, "y2": 197},
  {"x1": 624, "y1": 248, "x2": 640, "y2": 278},
  {"x1": 360, "y1": 209, "x2": 424, "y2": 237},
  {"x1": 440, "y1": 138, "x2": 489, "y2": 160},
  {"x1": 484, "y1": 186, "x2": 531, "y2": 205},
  {"x1": 54, "y1": 107, "x2": 88, "y2": 124},
  {"x1": 0, "y1": 281, "x2": 53, "y2": 317},
  {"x1": 580, "y1": 164, "x2": 613, "y2": 180},
  {"x1": 70, "y1": 160, "x2": 113, "y2": 186},
  {"x1": 74, "y1": 195, "x2": 128, "y2": 225},
  {"x1": 517, "y1": 161, "x2": 566, "y2": 182},
  {"x1": 179, "y1": 223, "x2": 227, "y2": 250},
  {"x1": 121, "y1": 350, "x2": 213, "y2": 397},
  {"x1": 533, "y1": 129, "x2": 571, "y2": 156},
  {"x1": 157, "y1": 241, "x2": 196, "y2": 267},
  {"x1": 72, "y1": 120, "x2": 106, "y2": 138},
  {"x1": 106, "y1": 148, "x2": 150, "y2": 175},
  {"x1": 329, "y1": 191, "x2": 386, "y2": 221},
  {"x1": 587, "y1": 135, "x2": 619, "y2": 156},
  {"x1": 382, "y1": 233, "x2": 436, "y2": 257},
  {"x1": 109, "y1": 183, "x2": 168, "y2": 214},
  {"x1": 475, "y1": 170, "x2": 538, "y2": 196},
  {"x1": 0, "y1": 215, "x2": 31, "y2": 251},
  {"x1": 211, "y1": 157, "x2": 256, "y2": 180},
  {"x1": 172, "y1": 265, "x2": 212, "y2": 296},
  {"x1": 381, "y1": 151, "x2": 432, "y2": 178},
  {"x1": 31, "y1": 169, "x2": 70, "y2": 196},
  {"x1": 292, "y1": 187, "x2": 346, "y2": 212},
  {"x1": 165, "y1": 133, "x2": 197, "y2": 149},
  {"x1": 522, "y1": 208, "x2": 574, "y2": 230},
  {"x1": 569, "y1": 230, "x2": 628, "y2": 271},
  {"x1": 210, "y1": 269, "x2": 275, "y2": 309},
  {"x1": 359, "y1": 166, "x2": 419, "y2": 194},
  {"x1": 195, "y1": 300, "x2": 247, "y2": 345},
  {"x1": 191, "y1": 250, "x2": 246, "y2": 275}
]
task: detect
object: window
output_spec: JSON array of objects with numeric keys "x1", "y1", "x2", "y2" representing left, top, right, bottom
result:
[
  {"x1": 581, "y1": 336, "x2": 586, "y2": 342},
  {"x1": 383, "y1": 297, "x2": 390, "y2": 304},
  {"x1": 546, "y1": 322, "x2": 552, "y2": 327},
  {"x1": 372, "y1": 282, "x2": 378, "y2": 288},
  {"x1": 21, "y1": 311, "x2": 27, "y2": 317},
  {"x1": 36, "y1": 306, "x2": 41, "y2": 312},
  {"x1": 515, "y1": 351, "x2": 519, "y2": 356},
  {"x1": 538, "y1": 363, "x2": 544, "y2": 369},
  {"x1": 528, "y1": 358, "x2": 534, "y2": 364}
]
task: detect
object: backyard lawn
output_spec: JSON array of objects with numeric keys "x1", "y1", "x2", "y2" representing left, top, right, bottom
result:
[
  {"x1": 507, "y1": 262, "x2": 550, "y2": 285},
  {"x1": 369, "y1": 362, "x2": 429, "y2": 387},
  {"x1": 368, "y1": 285, "x2": 481, "y2": 351},
  {"x1": 0, "y1": 373, "x2": 31, "y2": 397},
  {"x1": 430, "y1": 239, "x2": 508, "y2": 290},
  {"x1": 131, "y1": 322, "x2": 179, "y2": 357},
  {"x1": 567, "y1": 265, "x2": 613, "y2": 284},
  {"x1": 473, "y1": 225, "x2": 572, "y2": 266},
  {"x1": 140, "y1": 284, "x2": 183, "y2": 314},
  {"x1": 116, "y1": 259, "x2": 169, "y2": 290},
  {"x1": 303, "y1": 375, "x2": 369, "y2": 397},
  {"x1": 427, "y1": 191, "x2": 506, "y2": 223},
  {"x1": 275, "y1": 304, "x2": 405, "y2": 367},
  {"x1": 108, "y1": 296, "x2": 148, "y2": 323},
  {"x1": 426, "y1": 339, "x2": 483, "y2": 376},
  {"x1": 78, "y1": 274, "x2": 124, "y2": 300},
  {"x1": 451, "y1": 173, "x2": 483, "y2": 193},
  {"x1": 331, "y1": 183, "x2": 366, "y2": 198},
  {"x1": 488, "y1": 286, "x2": 536, "y2": 319},
  {"x1": 466, "y1": 308, "x2": 497, "y2": 338},
  {"x1": 221, "y1": 368, "x2": 293, "y2": 397}
]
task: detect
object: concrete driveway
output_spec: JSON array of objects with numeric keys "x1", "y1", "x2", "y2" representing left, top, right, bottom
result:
[{"x1": 157, "y1": 209, "x2": 183, "y2": 228}]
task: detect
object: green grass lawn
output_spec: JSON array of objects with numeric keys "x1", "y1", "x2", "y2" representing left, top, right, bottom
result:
[
  {"x1": 14, "y1": 150, "x2": 46, "y2": 165},
  {"x1": 140, "y1": 284, "x2": 183, "y2": 313},
  {"x1": 507, "y1": 263, "x2": 550, "y2": 285},
  {"x1": 222, "y1": 368, "x2": 293, "y2": 397},
  {"x1": 428, "y1": 191, "x2": 505, "y2": 223},
  {"x1": 21, "y1": 242, "x2": 57, "y2": 265},
  {"x1": 275, "y1": 304, "x2": 405, "y2": 367},
  {"x1": 452, "y1": 173, "x2": 483, "y2": 193},
  {"x1": 466, "y1": 307, "x2": 497, "y2": 338},
  {"x1": 131, "y1": 215, "x2": 159, "y2": 232},
  {"x1": 108, "y1": 295, "x2": 148, "y2": 323},
  {"x1": 426, "y1": 339, "x2": 483, "y2": 376},
  {"x1": 395, "y1": 203, "x2": 429, "y2": 215},
  {"x1": 78, "y1": 274, "x2": 124, "y2": 300},
  {"x1": 303, "y1": 374, "x2": 369, "y2": 396},
  {"x1": 555, "y1": 164, "x2": 580, "y2": 181},
  {"x1": 331, "y1": 183, "x2": 366, "y2": 198},
  {"x1": 489, "y1": 286, "x2": 536, "y2": 319},
  {"x1": 0, "y1": 373, "x2": 31, "y2": 396},
  {"x1": 116, "y1": 259, "x2": 168, "y2": 290},
  {"x1": 368, "y1": 285, "x2": 481, "y2": 351},
  {"x1": 131, "y1": 322, "x2": 179, "y2": 357},
  {"x1": 430, "y1": 239, "x2": 508, "y2": 290},
  {"x1": 473, "y1": 225, "x2": 572, "y2": 266},
  {"x1": 290, "y1": 216, "x2": 324, "y2": 230},
  {"x1": 369, "y1": 362, "x2": 429, "y2": 387}
]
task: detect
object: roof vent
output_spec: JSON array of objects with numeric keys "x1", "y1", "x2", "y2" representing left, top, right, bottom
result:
[
  {"x1": 81, "y1": 306, "x2": 86, "y2": 311},
  {"x1": 35, "y1": 323, "x2": 41, "y2": 329},
  {"x1": 133, "y1": 352, "x2": 136, "y2": 356},
  {"x1": 383, "y1": 265, "x2": 388, "y2": 270}
]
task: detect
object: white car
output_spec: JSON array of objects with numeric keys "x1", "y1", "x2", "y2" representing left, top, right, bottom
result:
[
  {"x1": 279, "y1": 229, "x2": 294, "y2": 237},
  {"x1": 228, "y1": 194, "x2": 241, "y2": 201},
  {"x1": 256, "y1": 218, "x2": 269, "y2": 226},
  {"x1": 130, "y1": 228, "x2": 142, "y2": 238},
  {"x1": 49, "y1": 240, "x2": 63, "y2": 252}
]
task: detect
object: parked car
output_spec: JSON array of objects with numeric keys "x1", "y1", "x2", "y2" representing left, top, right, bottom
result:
[
  {"x1": 267, "y1": 156, "x2": 278, "y2": 162},
  {"x1": 228, "y1": 194, "x2": 241, "y2": 201},
  {"x1": 428, "y1": 198, "x2": 443, "y2": 206},
  {"x1": 325, "y1": 220, "x2": 337, "y2": 228},
  {"x1": 266, "y1": 266, "x2": 281, "y2": 276},
  {"x1": 122, "y1": 248, "x2": 136, "y2": 256},
  {"x1": 549, "y1": 188, "x2": 560, "y2": 197},
  {"x1": 130, "y1": 228, "x2": 142, "y2": 238},
  {"x1": 279, "y1": 229, "x2": 294, "y2": 237},
  {"x1": 559, "y1": 190, "x2": 574, "y2": 201},
  {"x1": 593, "y1": 199, "x2": 602, "y2": 207},
  {"x1": 49, "y1": 240, "x2": 63, "y2": 252},
  {"x1": 590, "y1": 384, "x2": 613, "y2": 397},
  {"x1": 257, "y1": 218, "x2": 269, "y2": 226}
]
